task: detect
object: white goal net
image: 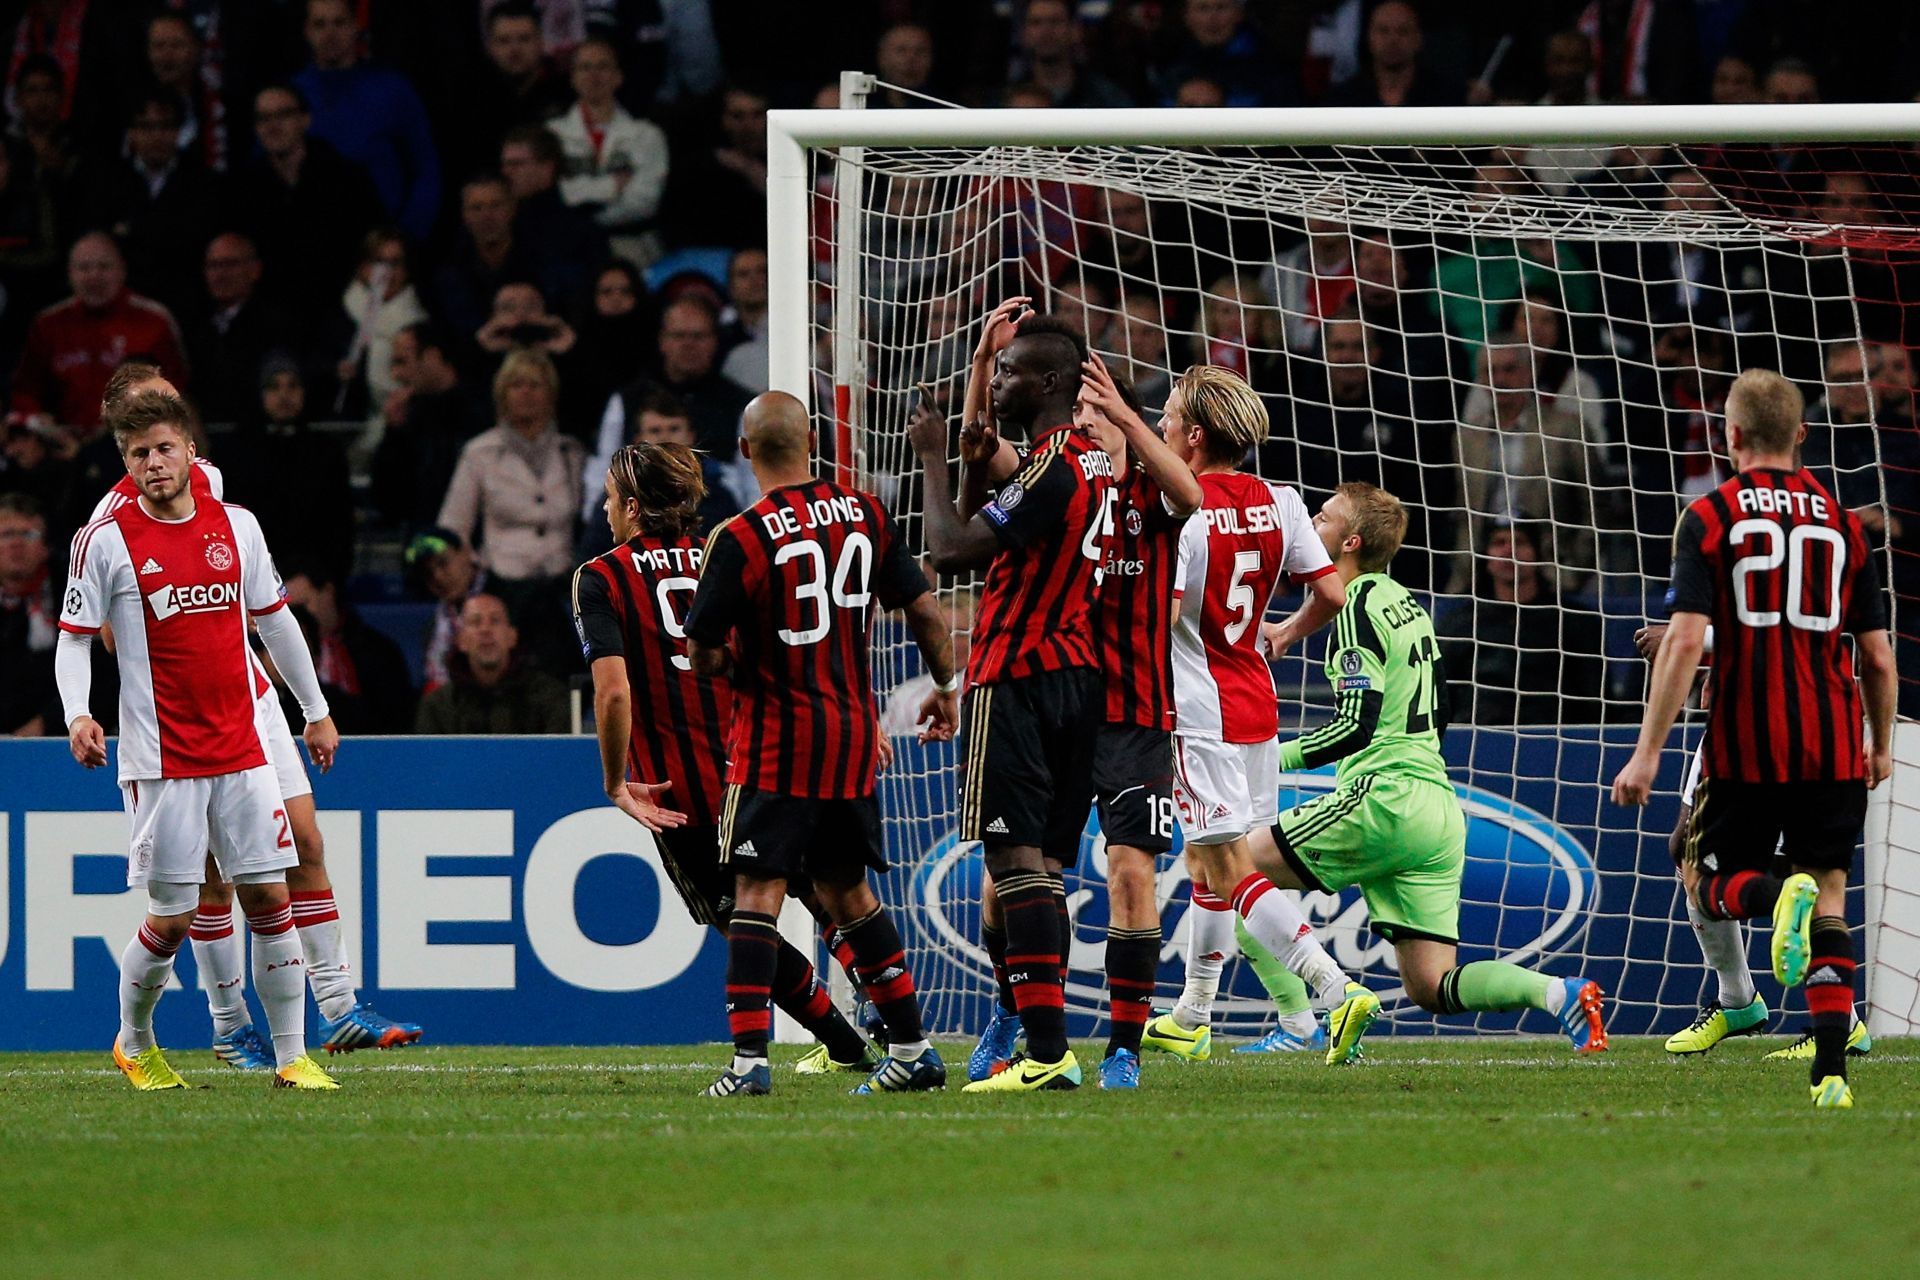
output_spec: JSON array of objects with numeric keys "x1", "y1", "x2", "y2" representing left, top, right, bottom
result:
[{"x1": 783, "y1": 104, "x2": 1920, "y2": 1040}]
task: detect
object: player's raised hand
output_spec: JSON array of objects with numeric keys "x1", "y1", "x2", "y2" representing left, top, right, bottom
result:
[
  {"x1": 974, "y1": 296, "x2": 1033, "y2": 366},
  {"x1": 613, "y1": 781, "x2": 688, "y2": 832},
  {"x1": 1610, "y1": 752, "x2": 1657, "y2": 807},
  {"x1": 1632, "y1": 623, "x2": 1668, "y2": 660},
  {"x1": 917, "y1": 685, "x2": 960, "y2": 743},
  {"x1": 958, "y1": 410, "x2": 1000, "y2": 464},
  {"x1": 1080, "y1": 353, "x2": 1146, "y2": 433},
  {"x1": 907, "y1": 384, "x2": 949, "y2": 460},
  {"x1": 303, "y1": 716, "x2": 340, "y2": 773},
  {"x1": 68, "y1": 715, "x2": 106, "y2": 769}
]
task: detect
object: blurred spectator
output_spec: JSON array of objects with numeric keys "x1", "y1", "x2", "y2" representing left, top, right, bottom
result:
[
  {"x1": 1454, "y1": 340, "x2": 1600, "y2": 587},
  {"x1": 500, "y1": 124, "x2": 609, "y2": 312},
  {"x1": 450, "y1": 2, "x2": 573, "y2": 183},
  {"x1": 1433, "y1": 156, "x2": 1598, "y2": 353},
  {"x1": 1079, "y1": 190, "x2": 1199, "y2": 327},
  {"x1": 1102, "y1": 294, "x2": 1172, "y2": 411},
  {"x1": 7, "y1": 54, "x2": 76, "y2": 186},
  {"x1": 1012, "y1": 0, "x2": 1132, "y2": 109},
  {"x1": 0, "y1": 401, "x2": 75, "y2": 520},
  {"x1": 413, "y1": 592, "x2": 568, "y2": 735},
  {"x1": 578, "y1": 384, "x2": 740, "y2": 553},
  {"x1": 1150, "y1": 0, "x2": 1290, "y2": 107},
  {"x1": 1803, "y1": 341, "x2": 1897, "y2": 514},
  {"x1": 0, "y1": 492, "x2": 58, "y2": 735},
  {"x1": 5, "y1": 2, "x2": 122, "y2": 151},
  {"x1": 1519, "y1": 32, "x2": 1609, "y2": 194},
  {"x1": 332, "y1": 229, "x2": 429, "y2": 418},
  {"x1": 663, "y1": 85, "x2": 766, "y2": 249},
  {"x1": 294, "y1": 0, "x2": 440, "y2": 242},
  {"x1": 718, "y1": 246, "x2": 768, "y2": 379},
  {"x1": 256, "y1": 603, "x2": 366, "y2": 731},
  {"x1": 11, "y1": 232, "x2": 187, "y2": 434},
  {"x1": 1190, "y1": 273, "x2": 1264, "y2": 379},
  {"x1": 233, "y1": 83, "x2": 386, "y2": 319},
  {"x1": 437, "y1": 347, "x2": 585, "y2": 671},
  {"x1": 1267, "y1": 218, "x2": 1354, "y2": 354},
  {"x1": 564, "y1": 259, "x2": 654, "y2": 428},
  {"x1": 284, "y1": 564, "x2": 417, "y2": 735},
  {"x1": 402, "y1": 526, "x2": 486, "y2": 694},
  {"x1": 549, "y1": 36, "x2": 671, "y2": 268},
  {"x1": 433, "y1": 173, "x2": 547, "y2": 348},
  {"x1": 373, "y1": 321, "x2": 489, "y2": 528},
  {"x1": 1325, "y1": 0, "x2": 1458, "y2": 108},
  {"x1": 184, "y1": 233, "x2": 302, "y2": 425},
  {"x1": 475, "y1": 281, "x2": 577, "y2": 420},
  {"x1": 1618, "y1": 323, "x2": 1735, "y2": 571},
  {"x1": 591, "y1": 297, "x2": 751, "y2": 491},
  {"x1": 141, "y1": 10, "x2": 229, "y2": 172},
  {"x1": 1597, "y1": 166, "x2": 1764, "y2": 360},
  {"x1": 70, "y1": 92, "x2": 224, "y2": 315},
  {"x1": 1351, "y1": 229, "x2": 1455, "y2": 415},
  {"x1": 1710, "y1": 54, "x2": 1760, "y2": 104},
  {"x1": 1173, "y1": 76, "x2": 1226, "y2": 108},
  {"x1": 1435, "y1": 520, "x2": 1606, "y2": 727},
  {"x1": 216, "y1": 355, "x2": 355, "y2": 585},
  {"x1": 583, "y1": 0, "x2": 724, "y2": 111},
  {"x1": 872, "y1": 23, "x2": 936, "y2": 109}
]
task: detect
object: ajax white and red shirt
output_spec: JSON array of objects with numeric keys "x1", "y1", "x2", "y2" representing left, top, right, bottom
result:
[
  {"x1": 1171, "y1": 471, "x2": 1333, "y2": 743},
  {"x1": 62, "y1": 496, "x2": 286, "y2": 781}
]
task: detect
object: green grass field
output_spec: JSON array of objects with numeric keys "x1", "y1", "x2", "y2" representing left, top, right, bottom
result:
[{"x1": 4, "y1": 1037, "x2": 1917, "y2": 1279}]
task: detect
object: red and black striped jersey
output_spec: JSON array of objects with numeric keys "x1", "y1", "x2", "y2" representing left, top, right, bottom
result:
[
  {"x1": 1095, "y1": 463, "x2": 1186, "y2": 729},
  {"x1": 684, "y1": 478, "x2": 928, "y2": 800},
  {"x1": 572, "y1": 534, "x2": 732, "y2": 825},
  {"x1": 968, "y1": 423, "x2": 1116, "y2": 687},
  {"x1": 1669, "y1": 466, "x2": 1888, "y2": 784}
]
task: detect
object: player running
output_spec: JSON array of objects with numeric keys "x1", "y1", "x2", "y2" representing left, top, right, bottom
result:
[
  {"x1": 572, "y1": 440, "x2": 880, "y2": 1076},
  {"x1": 910, "y1": 312, "x2": 1116, "y2": 1093},
  {"x1": 93, "y1": 362, "x2": 419, "y2": 1066},
  {"x1": 1614, "y1": 369, "x2": 1895, "y2": 1109},
  {"x1": 58, "y1": 391, "x2": 339, "y2": 1089},
  {"x1": 684, "y1": 392, "x2": 958, "y2": 1097},
  {"x1": 1128, "y1": 366, "x2": 1353, "y2": 1064}
]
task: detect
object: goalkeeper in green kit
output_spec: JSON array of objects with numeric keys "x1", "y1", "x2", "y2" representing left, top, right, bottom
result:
[{"x1": 1238, "y1": 482, "x2": 1609, "y2": 1062}]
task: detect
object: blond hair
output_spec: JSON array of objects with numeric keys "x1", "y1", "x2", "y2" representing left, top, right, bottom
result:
[
  {"x1": 492, "y1": 347, "x2": 560, "y2": 419},
  {"x1": 1176, "y1": 364, "x2": 1268, "y2": 462},
  {"x1": 1335, "y1": 481, "x2": 1407, "y2": 573},
  {"x1": 1724, "y1": 368, "x2": 1803, "y2": 455}
]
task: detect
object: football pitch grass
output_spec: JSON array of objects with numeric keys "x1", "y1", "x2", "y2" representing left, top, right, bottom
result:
[{"x1": 5, "y1": 1038, "x2": 1918, "y2": 1279}]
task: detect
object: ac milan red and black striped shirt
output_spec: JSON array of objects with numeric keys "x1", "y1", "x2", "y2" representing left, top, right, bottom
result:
[
  {"x1": 1669, "y1": 466, "x2": 1888, "y2": 784},
  {"x1": 968, "y1": 423, "x2": 1116, "y2": 687},
  {"x1": 572, "y1": 534, "x2": 733, "y2": 825},
  {"x1": 684, "y1": 478, "x2": 928, "y2": 800},
  {"x1": 1095, "y1": 463, "x2": 1186, "y2": 729}
]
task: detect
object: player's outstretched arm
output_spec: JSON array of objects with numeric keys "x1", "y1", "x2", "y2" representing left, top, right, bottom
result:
[
  {"x1": 1262, "y1": 572, "x2": 1346, "y2": 658},
  {"x1": 255, "y1": 605, "x2": 337, "y2": 769},
  {"x1": 55, "y1": 631, "x2": 106, "y2": 768},
  {"x1": 909, "y1": 388, "x2": 1003, "y2": 573},
  {"x1": 1082, "y1": 354, "x2": 1202, "y2": 516},
  {"x1": 1612, "y1": 610, "x2": 1707, "y2": 806},
  {"x1": 1858, "y1": 628, "x2": 1897, "y2": 789},
  {"x1": 900, "y1": 591, "x2": 961, "y2": 742},
  {"x1": 959, "y1": 300, "x2": 1029, "y2": 519}
]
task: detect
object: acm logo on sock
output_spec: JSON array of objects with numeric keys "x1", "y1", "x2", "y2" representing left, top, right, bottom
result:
[{"x1": 909, "y1": 767, "x2": 1599, "y2": 1031}]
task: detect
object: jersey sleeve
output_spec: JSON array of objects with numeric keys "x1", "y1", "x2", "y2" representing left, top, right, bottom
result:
[
  {"x1": 1173, "y1": 511, "x2": 1203, "y2": 621},
  {"x1": 571, "y1": 563, "x2": 626, "y2": 662},
  {"x1": 1275, "y1": 485, "x2": 1334, "y2": 581},
  {"x1": 872, "y1": 508, "x2": 930, "y2": 610},
  {"x1": 683, "y1": 523, "x2": 751, "y2": 647},
  {"x1": 1845, "y1": 526, "x2": 1892, "y2": 634},
  {"x1": 1667, "y1": 506, "x2": 1714, "y2": 617},
  {"x1": 979, "y1": 445, "x2": 1081, "y2": 550},
  {"x1": 231, "y1": 508, "x2": 288, "y2": 616},
  {"x1": 1279, "y1": 602, "x2": 1387, "y2": 770},
  {"x1": 59, "y1": 522, "x2": 117, "y2": 634}
]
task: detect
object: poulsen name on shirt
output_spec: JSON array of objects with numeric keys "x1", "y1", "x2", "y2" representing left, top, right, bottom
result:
[
  {"x1": 760, "y1": 493, "x2": 867, "y2": 540},
  {"x1": 1202, "y1": 496, "x2": 1284, "y2": 535}
]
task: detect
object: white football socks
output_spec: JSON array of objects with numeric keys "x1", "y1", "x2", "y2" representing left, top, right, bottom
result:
[
  {"x1": 1231, "y1": 873, "x2": 1348, "y2": 1004},
  {"x1": 1687, "y1": 899, "x2": 1757, "y2": 1009},
  {"x1": 189, "y1": 906, "x2": 250, "y2": 1037},
  {"x1": 246, "y1": 903, "x2": 308, "y2": 1067},
  {"x1": 291, "y1": 890, "x2": 357, "y2": 1023},
  {"x1": 119, "y1": 922, "x2": 179, "y2": 1054},
  {"x1": 1172, "y1": 887, "x2": 1237, "y2": 1030}
]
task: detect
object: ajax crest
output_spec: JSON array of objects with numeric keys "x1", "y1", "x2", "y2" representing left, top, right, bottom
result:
[{"x1": 205, "y1": 541, "x2": 234, "y2": 571}]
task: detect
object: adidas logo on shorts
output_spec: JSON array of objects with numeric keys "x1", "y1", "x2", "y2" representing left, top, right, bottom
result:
[
  {"x1": 985, "y1": 817, "x2": 1010, "y2": 835},
  {"x1": 733, "y1": 840, "x2": 758, "y2": 860}
]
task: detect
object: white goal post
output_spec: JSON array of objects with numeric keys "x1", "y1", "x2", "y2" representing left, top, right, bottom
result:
[{"x1": 765, "y1": 101, "x2": 1920, "y2": 1040}]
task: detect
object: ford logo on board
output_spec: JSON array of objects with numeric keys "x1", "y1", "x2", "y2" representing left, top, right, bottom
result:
[{"x1": 907, "y1": 766, "x2": 1599, "y2": 1032}]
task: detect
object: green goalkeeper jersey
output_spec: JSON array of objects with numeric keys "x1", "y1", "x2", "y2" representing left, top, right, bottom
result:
[{"x1": 1278, "y1": 571, "x2": 1451, "y2": 790}]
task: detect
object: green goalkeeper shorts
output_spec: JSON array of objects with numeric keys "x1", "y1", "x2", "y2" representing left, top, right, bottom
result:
[{"x1": 1270, "y1": 773, "x2": 1466, "y2": 945}]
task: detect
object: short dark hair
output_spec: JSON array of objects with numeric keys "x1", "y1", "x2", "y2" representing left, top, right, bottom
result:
[
  {"x1": 148, "y1": 10, "x2": 196, "y2": 39},
  {"x1": 502, "y1": 124, "x2": 563, "y2": 169},
  {"x1": 633, "y1": 386, "x2": 692, "y2": 422},
  {"x1": 0, "y1": 492, "x2": 44, "y2": 522},
  {"x1": 108, "y1": 391, "x2": 195, "y2": 453},
  {"x1": 1011, "y1": 313, "x2": 1088, "y2": 378},
  {"x1": 463, "y1": 171, "x2": 513, "y2": 198},
  {"x1": 257, "y1": 81, "x2": 310, "y2": 113},
  {"x1": 129, "y1": 91, "x2": 183, "y2": 128},
  {"x1": 102, "y1": 361, "x2": 166, "y2": 413},
  {"x1": 486, "y1": 1, "x2": 541, "y2": 33}
]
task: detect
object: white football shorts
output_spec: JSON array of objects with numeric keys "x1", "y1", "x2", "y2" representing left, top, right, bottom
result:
[
  {"x1": 257, "y1": 691, "x2": 313, "y2": 801},
  {"x1": 1172, "y1": 734, "x2": 1279, "y2": 846},
  {"x1": 1682, "y1": 743, "x2": 1704, "y2": 809},
  {"x1": 121, "y1": 765, "x2": 296, "y2": 887}
]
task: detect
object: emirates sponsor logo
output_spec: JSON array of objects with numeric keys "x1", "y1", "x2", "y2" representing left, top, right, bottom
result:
[{"x1": 147, "y1": 579, "x2": 240, "y2": 621}]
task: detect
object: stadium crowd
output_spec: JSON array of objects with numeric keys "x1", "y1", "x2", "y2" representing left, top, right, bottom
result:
[{"x1": 5, "y1": 0, "x2": 1920, "y2": 739}]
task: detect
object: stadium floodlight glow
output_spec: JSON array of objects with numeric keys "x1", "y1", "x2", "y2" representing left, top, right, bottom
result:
[{"x1": 768, "y1": 98, "x2": 1920, "y2": 1039}]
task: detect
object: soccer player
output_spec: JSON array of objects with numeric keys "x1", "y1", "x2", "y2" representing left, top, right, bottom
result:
[
  {"x1": 93, "y1": 362, "x2": 420, "y2": 1065},
  {"x1": 572, "y1": 440, "x2": 880, "y2": 1075},
  {"x1": 908, "y1": 312, "x2": 1116, "y2": 1092},
  {"x1": 684, "y1": 392, "x2": 959, "y2": 1097},
  {"x1": 1614, "y1": 369, "x2": 1895, "y2": 1108},
  {"x1": 58, "y1": 391, "x2": 339, "y2": 1089},
  {"x1": 1128, "y1": 365, "x2": 1354, "y2": 1064}
]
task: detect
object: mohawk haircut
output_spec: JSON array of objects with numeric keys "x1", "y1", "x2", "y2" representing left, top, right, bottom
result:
[{"x1": 1011, "y1": 314, "x2": 1089, "y2": 381}]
